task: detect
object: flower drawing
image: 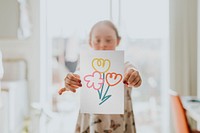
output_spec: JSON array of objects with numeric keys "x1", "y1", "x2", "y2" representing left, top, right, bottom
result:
[
  {"x1": 106, "y1": 72, "x2": 122, "y2": 87},
  {"x1": 92, "y1": 58, "x2": 111, "y2": 73},
  {"x1": 84, "y1": 71, "x2": 104, "y2": 90}
]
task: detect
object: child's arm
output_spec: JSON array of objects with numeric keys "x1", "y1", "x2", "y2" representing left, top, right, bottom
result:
[
  {"x1": 123, "y1": 62, "x2": 142, "y2": 88},
  {"x1": 58, "y1": 59, "x2": 81, "y2": 95},
  {"x1": 58, "y1": 73, "x2": 82, "y2": 95}
]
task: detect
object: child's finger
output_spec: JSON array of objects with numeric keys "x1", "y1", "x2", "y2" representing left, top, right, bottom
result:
[
  {"x1": 58, "y1": 88, "x2": 67, "y2": 95},
  {"x1": 127, "y1": 71, "x2": 138, "y2": 84},
  {"x1": 73, "y1": 74, "x2": 80, "y2": 79},
  {"x1": 130, "y1": 76, "x2": 140, "y2": 86},
  {"x1": 123, "y1": 71, "x2": 132, "y2": 84},
  {"x1": 60, "y1": 86, "x2": 75, "y2": 94},
  {"x1": 68, "y1": 87, "x2": 76, "y2": 93},
  {"x1": 134, "y1": 79, "x2": 142, "y2": 87},
  {"x1": 65, "y1": 83, "x2": 81, "y2": 89},
  {"x1": 65, "y1": 83, "x2": 82, "y2": 93},
  {"x1": 67, "y1": 73, "x2": 81, "y2": 83},
  {"x1": 65, "y1": 77, "x2": 82, "y2": 87}
]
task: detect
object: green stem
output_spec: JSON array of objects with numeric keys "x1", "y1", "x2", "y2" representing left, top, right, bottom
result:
[
  {"x1": 98, "y1": 73, "x2": 105, "y2": 99},
  {"x1": 99, "y1": 86, "x2": 112, "y2": 105},
  {"x1": 102, "y1": 86, "x2": 110, "y2": 101}
]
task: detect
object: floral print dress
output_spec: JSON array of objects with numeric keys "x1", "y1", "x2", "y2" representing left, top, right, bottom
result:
[{"x1": 75, "y1": 62, "x2": 137, "y2": 133}]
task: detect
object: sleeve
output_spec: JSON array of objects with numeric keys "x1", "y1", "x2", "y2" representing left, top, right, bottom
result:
[
  {"x1": 124, "y1": 61, "x2": 137, "y2": 73},
  {"x1": 74, "y1": 55, "x2": 80, "y2": 75}
]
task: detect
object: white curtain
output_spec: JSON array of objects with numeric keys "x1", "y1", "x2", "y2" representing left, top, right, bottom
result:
[
  {"x1": 170, "y1": 0, "x2": 197, "y2": 96},
  {"x1": 0, "y1": 50, "x2": 3, "y2": 86},
  {"x1": 0, "y1": 49, "x2": 3, "y2": 109},
  {"x1": 17, "y1": 0, "x2": 32, "y2": 39}
]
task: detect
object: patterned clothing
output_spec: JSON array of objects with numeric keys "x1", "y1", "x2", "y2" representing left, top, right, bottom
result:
[
  {"x1": 75, "y1": 62, "x2": 136, "y2": 133},
  {"x1": 75, "y1": 87, "x2": 136, "y2": 133}
]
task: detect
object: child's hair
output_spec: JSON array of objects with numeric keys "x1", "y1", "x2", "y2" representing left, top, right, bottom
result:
[{"x1": 89, "y1": 20, "x2": 121, "y2": 41}]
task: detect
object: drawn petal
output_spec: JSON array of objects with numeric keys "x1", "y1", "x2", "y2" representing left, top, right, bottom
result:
[{"x1": 83, "y1": 71, "x2": 104, "y2": 90}]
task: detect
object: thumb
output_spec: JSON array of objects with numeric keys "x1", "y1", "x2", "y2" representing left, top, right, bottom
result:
[
  {"x1": 58, "y1": 87, "x2": 67, "y2": 95},
  {"x1": 73, "y1": 74, "x2": 80, "y2": 79},
  {"x1": 123, "y1": 72, "x2": 131, "y2": 84}
]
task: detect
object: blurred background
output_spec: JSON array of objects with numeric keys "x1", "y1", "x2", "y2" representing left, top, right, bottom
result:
[{"x1": 0, "y1": 0, "x2": 199, "y2": 133}]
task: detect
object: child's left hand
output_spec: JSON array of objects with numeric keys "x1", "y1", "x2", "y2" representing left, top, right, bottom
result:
[{"x1": 123, "y1": 69, "x2": 142, "y2": 88}]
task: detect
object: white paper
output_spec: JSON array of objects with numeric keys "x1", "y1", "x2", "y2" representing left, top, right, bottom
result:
[{"x1": 80, "y1": 51, "x2": 124, "y2": 114}]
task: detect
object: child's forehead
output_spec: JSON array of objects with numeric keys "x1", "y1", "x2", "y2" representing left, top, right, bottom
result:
[
  {"x1": 92, "y1": 25, "x2": 116, "y2": 36},
  {"x1": 93, "y1": 24, "x2": 113, "y2": 31},
  {"x1": 93, "y1": 35, "x2": 113, "y2": 38}
]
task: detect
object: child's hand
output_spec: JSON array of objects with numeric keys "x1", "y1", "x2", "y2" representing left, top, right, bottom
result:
[
  {"x1": 58, "y1": 73, "x2": 82, "y2": 95},
  {"x1": 123, "y1": 69, "x2": 142, "y2": 88}
]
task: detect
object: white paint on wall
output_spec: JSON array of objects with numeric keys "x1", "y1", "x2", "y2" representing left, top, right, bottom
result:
[{"x1": 0, "y1": 0, "x2": 40, "y2": 103}]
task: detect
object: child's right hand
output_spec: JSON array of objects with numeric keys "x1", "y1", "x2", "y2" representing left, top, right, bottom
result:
[{"x1": 58, "y1": 73, "x2": 82, "y2": 95}]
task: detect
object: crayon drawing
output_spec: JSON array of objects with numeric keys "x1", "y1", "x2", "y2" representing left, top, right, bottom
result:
[{"x1": 80, "y1": 51, "x2": 124, "y2": 114}]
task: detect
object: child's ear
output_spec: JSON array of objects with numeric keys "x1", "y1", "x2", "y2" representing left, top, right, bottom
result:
[
  {"x1": 89, "y1": 39, "x2": 92, "y2": 47},
  {"x1": 116, "y1": 37, "x2": 121, "y2": 46}
]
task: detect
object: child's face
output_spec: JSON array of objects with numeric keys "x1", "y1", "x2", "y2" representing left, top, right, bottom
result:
[{"x1": 89, "y1": 24, "x2": 120, "y2": 50}]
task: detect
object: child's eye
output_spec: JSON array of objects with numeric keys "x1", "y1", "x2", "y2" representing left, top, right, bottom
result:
[
  {"x1": 106, "y1": 40, "x2": 111, "y2": 43},
  {"x1": 95, "y1": 39, "x2": 100, "y2": 43}
]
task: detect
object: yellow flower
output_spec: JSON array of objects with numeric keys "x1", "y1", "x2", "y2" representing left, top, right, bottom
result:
[{"x1": 92, "y1": 58, "x2": 111, "y2": 73}]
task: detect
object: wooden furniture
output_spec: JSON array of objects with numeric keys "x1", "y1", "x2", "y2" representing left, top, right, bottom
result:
[{"x1": 170, "y1": 90, "x2": 200, "y2": 133}]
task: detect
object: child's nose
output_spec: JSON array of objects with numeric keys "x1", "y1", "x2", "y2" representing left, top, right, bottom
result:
[{"x1": 100, "y1": 43, "x2": 107, "y2": 49}]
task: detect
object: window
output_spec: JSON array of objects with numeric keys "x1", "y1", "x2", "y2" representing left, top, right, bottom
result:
[
  {"x1": 121, "y1": 0, "x2": 169, "y2": 132},
  {"x1": 46, "y1": 0, "x2": 111, "y2": 132},
  {"x1": 43, "y1": 0, "x2": 169, "y2": 132}
]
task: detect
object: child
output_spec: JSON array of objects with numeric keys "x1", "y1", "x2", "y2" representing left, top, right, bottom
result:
[{"x1": 58, "y1": 20, "x2": 142, "y2": 133}]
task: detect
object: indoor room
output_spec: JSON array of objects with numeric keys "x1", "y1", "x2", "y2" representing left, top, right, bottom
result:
[{"x1": 0, "y1": 0, "x2": 199, "y2": 133}]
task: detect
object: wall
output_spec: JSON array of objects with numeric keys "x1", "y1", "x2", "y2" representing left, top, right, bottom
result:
[
  {"x1": 198, "y1": 0, "x2": 200, "y2": 99},
  {"x1": 0, "y1": 0, "x2": 40, "y2": 103}
]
